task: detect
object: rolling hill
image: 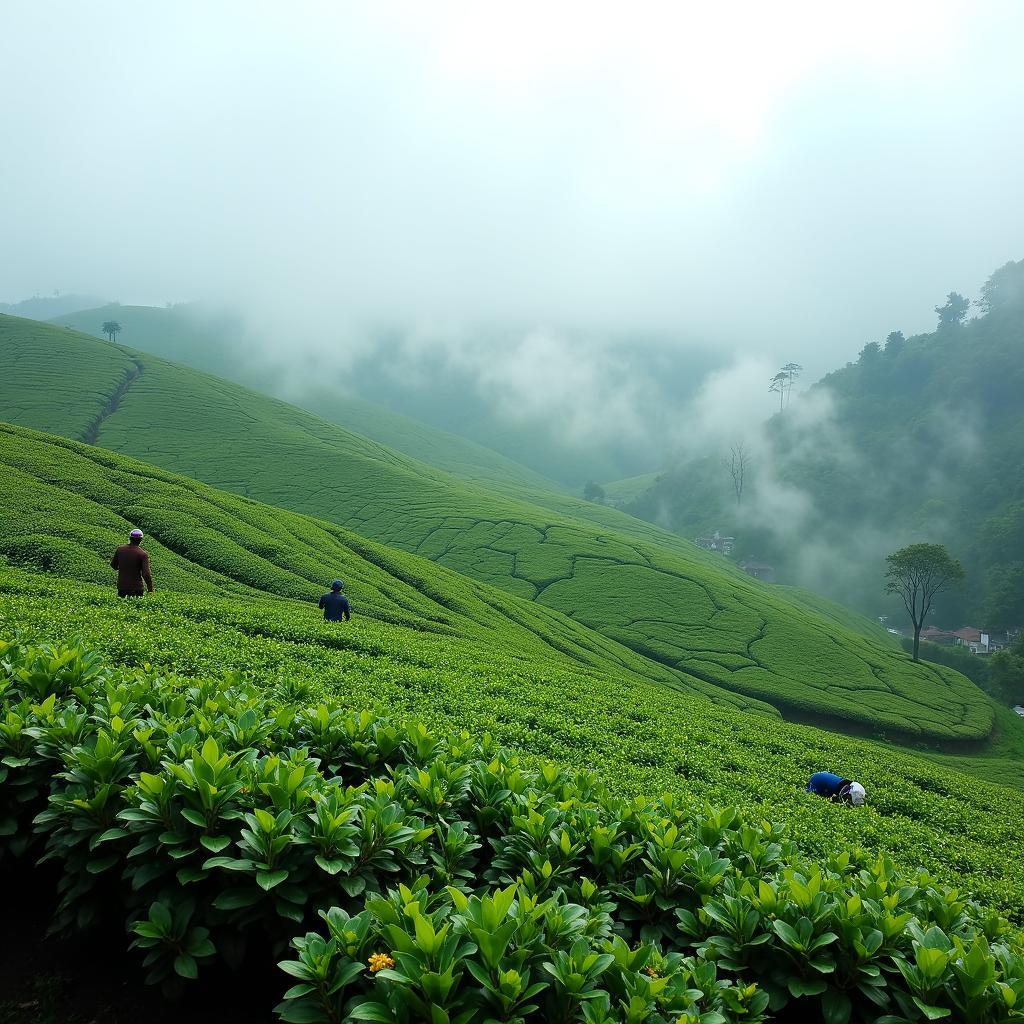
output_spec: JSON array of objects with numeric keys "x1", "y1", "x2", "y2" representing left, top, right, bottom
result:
[
  {"x1": 0, "y1": 419, "x2": 722, "y2": 703},
  {"x1": 1, "y1": 313, "x2": 998, "y2": 743},
  {"x1": 0, "y1": 423, "x2": 1023, "y2": 924},
  {"x1": 49, "y1": 303, "x2": 575, "y2": 496}
]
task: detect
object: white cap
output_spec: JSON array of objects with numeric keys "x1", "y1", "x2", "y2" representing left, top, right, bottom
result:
[{"x1": 848, "y1": 782, "x2": 866, "y2": 806}]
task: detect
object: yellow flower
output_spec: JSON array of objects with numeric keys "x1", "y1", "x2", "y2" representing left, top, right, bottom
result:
[
  {"x1": 644, "y1": 965, "x2": 660, "y2": 978},
  {"x1": 368, "y1": 952, "x2": 395, "y2": 973}
]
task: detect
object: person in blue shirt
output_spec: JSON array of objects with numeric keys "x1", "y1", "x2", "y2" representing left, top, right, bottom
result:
[
  {"x1": 318, "y1": 580, "x2": 351, "y2": 622},
  {"x1": 807, "y1": 771, "x2": 866, "y2": 805}
]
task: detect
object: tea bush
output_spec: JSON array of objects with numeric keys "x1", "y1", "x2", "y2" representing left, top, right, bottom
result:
[
  {"x1": 2, "y1": 568, "x2": 1023, "y2": 918},
  {"x1": 2, "y1": 637, "x2": 1023, "y2": 1023}
]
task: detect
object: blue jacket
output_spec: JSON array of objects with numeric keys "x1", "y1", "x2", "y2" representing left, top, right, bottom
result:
[
  {"x1": 319, "y1": 591, "x2": 351, "y2": 622},
  {"x1": 807, "y1": 771, "x2": 849, "y2": 799}
]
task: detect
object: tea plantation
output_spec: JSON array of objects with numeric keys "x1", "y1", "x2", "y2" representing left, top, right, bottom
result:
[
  {"x1": 0, "y1": 316, "x2": 996, "y2": 744},
  {"x1": 3, "y1": 584, "x2": 1024, "y2": 1022},
  {"x1": 3, "y1": 427, "x2": 1024, "y2": 1020}
]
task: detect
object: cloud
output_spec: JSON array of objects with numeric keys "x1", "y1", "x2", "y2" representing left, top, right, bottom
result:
[{"x1": 2, "y1": 0, "x2": 1023, "y2": 388}]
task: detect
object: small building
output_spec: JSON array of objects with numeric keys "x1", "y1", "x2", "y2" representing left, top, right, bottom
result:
[
  {"x1": 919, "y1": 626, "x2": 956, "y2": 646},
  {"x1": 695, "y1": 530, "x2": 735, "y2": 555},
  {"x1": 739, "y1": 560, "x2": 776, "y2": 583},
  {"x1": 1014, "y1": 706, "x2": 1024, "y2": 718},
  {"x1": 952, "y1": 627, "x2": 992, "y2": 655}
]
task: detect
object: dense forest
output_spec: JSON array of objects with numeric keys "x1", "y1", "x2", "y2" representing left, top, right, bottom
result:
[{"x1": 625, "y1": 260, "x2": 1024, "y2": 632}]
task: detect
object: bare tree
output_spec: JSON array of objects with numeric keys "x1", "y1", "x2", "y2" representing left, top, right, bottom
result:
[{"x1": 722, "y1": 442, "x2": 752, "y2": 505}]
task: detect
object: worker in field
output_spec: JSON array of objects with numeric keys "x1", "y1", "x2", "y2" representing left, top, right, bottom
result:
[
  {"x1": 319, "y1": 579, "x2": 351, "y2": 622},
  {"x1": 806, "y1": 771, "x2": 866, "y2": 805},
  {"x1": 110, "y1": 528, "x2": 154, "y2": 598}
]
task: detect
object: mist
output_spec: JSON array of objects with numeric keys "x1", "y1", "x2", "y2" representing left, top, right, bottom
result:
[{"x1": 3, "y1": 1, "x2": 1024, "y2": 466}]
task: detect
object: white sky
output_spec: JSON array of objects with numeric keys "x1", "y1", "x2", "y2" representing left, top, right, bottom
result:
[{"x1": 2, "y1": 0, "x2": 1023, "y2": 380}]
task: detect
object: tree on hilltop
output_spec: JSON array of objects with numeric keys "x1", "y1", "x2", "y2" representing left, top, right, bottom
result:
[
  {"x1": 884, "y1": 330, "x2": 905, "y2": 356},
  {"x1": 101, "y1": 320, "x2": 122, "y2": 342},
  {"x1": 583, "y1": 480, "x2": 606, "y2": 503},
  {"x1": 934, "y1": 292, "x2": 969, "y2": 330},
  {"x1": 885, "y1": 543, "x2": 965, "y2": 662},
  {"x1": 859, "y1": 341, "x2": 881, "y2": 364},
  {"x1": 769, "y1": 363, "x2": 802, "y2": 412}
]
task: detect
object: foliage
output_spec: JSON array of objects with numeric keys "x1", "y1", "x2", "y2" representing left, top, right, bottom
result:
[
  {"x1": 934, "y1": 292, "x2": 970, "y2": 330},
  {"x1": 2, "y1": 570, "x2": 1024, "y2": 914},
  {"x1": 988, "y1": 636, "x2": 1024, "y2": 707},
  {"x1": 2, "y1": 637, "x2": 1023, "y2": 1023}
]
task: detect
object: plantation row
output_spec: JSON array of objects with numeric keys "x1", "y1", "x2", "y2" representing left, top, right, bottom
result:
[
  {"x1": 2, "y1": 567, "x2": 1022, "y2": 921},
  {"x1": 2, "y1": 638, "x2": 1022, "y2": 1024},
  {"x1": 0, "y1": 315, "x2": 996, "y2": 741},
  {"x1": 0, "y1": 422, "x2": 753, "y2": 710}
]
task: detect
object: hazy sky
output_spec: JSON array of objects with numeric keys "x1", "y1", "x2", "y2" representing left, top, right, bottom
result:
[{"x1": 3, "y1": 0, "x2": 1023, "y2": 381}]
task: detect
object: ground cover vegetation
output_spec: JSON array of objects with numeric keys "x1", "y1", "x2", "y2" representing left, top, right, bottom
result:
[
  {"x1": 3, "y1": 626, "x2": 1024, "y2": 1024},
  {"x1": 0, "y1": 316, "x2": 998, "y2": 744}
]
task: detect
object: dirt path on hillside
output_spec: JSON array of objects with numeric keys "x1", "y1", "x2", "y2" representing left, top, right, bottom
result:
[{"x1": 81, "y1": 357, "x2": 143, "y2": 445}]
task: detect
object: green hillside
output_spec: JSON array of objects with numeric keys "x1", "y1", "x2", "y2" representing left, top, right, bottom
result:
[
  {"x1": 50, "y1": 304, "x2": 569, "y2": 497},
  {"x1": 0, "y1": 431, "x2": 1022, "y2": 920},
  {"x1": 0, "y1": 421, "x2": 725, "y2": 706},
  {"x1": 3, "y1": 424, "x2": 1024, "y2": 1022},
  {"x1": 1, "y1": 314, "x2": 997, "y2": 743}
]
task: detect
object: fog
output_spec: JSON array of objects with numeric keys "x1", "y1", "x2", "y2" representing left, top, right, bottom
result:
[{"x1": 3, "y1": 1, "x2": 1024, "y2": 430}]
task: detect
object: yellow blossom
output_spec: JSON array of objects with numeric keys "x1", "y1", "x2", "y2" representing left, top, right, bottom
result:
[{"x1": 368, "y1": 952, "x2": 395, "y2": 973}]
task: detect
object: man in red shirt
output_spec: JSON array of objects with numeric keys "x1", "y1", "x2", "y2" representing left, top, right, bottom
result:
[{"x1": 110, "y1": 529, "x2": 154, "y2": 598}]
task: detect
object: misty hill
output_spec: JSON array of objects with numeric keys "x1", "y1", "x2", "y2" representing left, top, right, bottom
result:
[
  {"x1": 0, "y1": 313, "x2": 996, "y2": 743},
  {"x1": 50, "y1": 303, "x2": 566, "y2": 497},
  {"x1": 1, "y1": 292, "x2": 107, "y2": 320},
  {"x1": 49, "y1": 303, "x2": 718, "y2": 487},
  {"x1": 623, "y1": 259, "x2": 1024, "y2": 630}
]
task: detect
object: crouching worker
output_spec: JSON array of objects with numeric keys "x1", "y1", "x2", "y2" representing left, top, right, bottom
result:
[
  {"x1": 111, "y1": 528, "x2": 154, "y2": 598},
  {"x1": 807, "y1": 771, "x2": 866, "y2": 806},
  {"x1": 319, "y1": 580, "x2": 351, "y2": 622}
]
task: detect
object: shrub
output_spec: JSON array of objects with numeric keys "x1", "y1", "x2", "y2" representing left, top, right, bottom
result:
[{"x1": 2, "y1": 638, "x2": 1023, "y2": 1022}]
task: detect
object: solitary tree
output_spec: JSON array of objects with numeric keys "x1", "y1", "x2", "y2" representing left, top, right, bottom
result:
[
  {"x1": 722, "y1": 441, "x2": 752, "y2": 505},
  {"x1": 780, "y1": 362, "x2": 802, "y2": 407},
  {"x1": 934, "y1": 292, "x2": 969, "y2": 330},
  {"x1": 884, "y1": 543, "x2": 965, "y2": 662},
  {"x1": 583, "y1": 480, "x2": 605, "y2": 504},
  {"x1": 769, "y1": 363, "x2": 802, "y2": 411},
  {"x1": 101, "y1": 320, "x2": 122, "y2": 342}
]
